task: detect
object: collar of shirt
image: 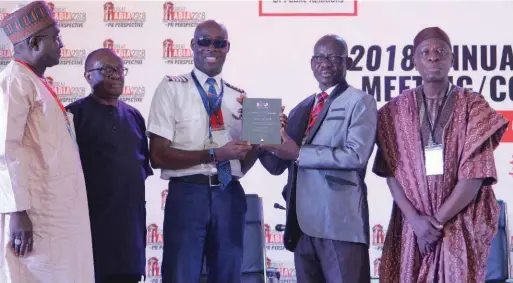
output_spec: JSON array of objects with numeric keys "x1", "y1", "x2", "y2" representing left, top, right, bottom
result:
[
  {"x1": 193, "y1": 67, "x2": 223, "y2": 93},
  {"x1": 314, "y1": 84, "x2": 337, "y2": 106}
]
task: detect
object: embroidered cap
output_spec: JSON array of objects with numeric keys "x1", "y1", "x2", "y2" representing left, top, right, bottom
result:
[
  {"x1": 413, "y1": 27, "x2": 451, "y2": 52},
  {"x1": 1, "y1": 1, "x2": 57, "y2": 44}
]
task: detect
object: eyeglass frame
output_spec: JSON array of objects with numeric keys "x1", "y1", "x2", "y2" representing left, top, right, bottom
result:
[
  {"x1": 311, "y1": 54, "x2": 348, "y2": 64},
  {"x1": 85, "y1": 66, "x2": 128, "y2": 78}
]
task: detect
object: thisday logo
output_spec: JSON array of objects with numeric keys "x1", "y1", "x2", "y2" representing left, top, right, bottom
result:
[
  {"x1": 0, "y1": 8, "x2": 9, "y2": 21},
  {"x1": 372, "y1": 224, "x2": 386, "y2": 250},
  {"x1": 147, "y1": 224, "x2": 163, "y2": 251},
  {"x1": 45, "y1": 77, "x2": 86, "y2": 104},
  {"x1": 267, "y1": 258, "x2": 297, "y2": 283},
  {"x1": 104, "y1": 2, "x2": 145, "y2": 28},
  {"x1": 146, "y1": 257, "x2": 161, "y2": 280},
  {"x1": 46, "y1": 2, "x2": 87, "y2": 28},
  {"x1": 264, "y1": 223, "x2": 285, "y2": 251},
  {"x1": 258, "y1": 0, "x2": 357, "y2": 17},
  {"x1": 498, "y1": 111, "x2": 513, "y2": 143},
  {"x1": 121, "y1": 86, "x2": 146, "y2": 103},
  {"x1": 162, "y1": 39, "x2": 193, "y2": 65},
  {"x1": 0, "y1": 8, "x2": 13, "y2": 66},
  {"x1": 59, "y1": 47, "x2": 86, "y2": 65},
  {"x1": 162, "y1": 2, "x2": 206, "y2": 28},
  {"x1": 0, "y1": 44, "x2": 13, "y2": 66},
  {"x1": 374, "y1": 257, "x2": 381, "y2": 277},
  {"x1": 103, "y1": 39, "x2": 145, "y2": 65}
]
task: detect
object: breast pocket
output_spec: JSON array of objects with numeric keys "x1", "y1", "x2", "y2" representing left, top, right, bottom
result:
[
  {"x1": 325, "y1": 108, "x2": 347, "y2": 122},
  {"x1": 175, "y1": 113, "x2": 202, "y2": 129},
  {"x1": 174, "y1": 112, "x2": 203, "y2": 145}
]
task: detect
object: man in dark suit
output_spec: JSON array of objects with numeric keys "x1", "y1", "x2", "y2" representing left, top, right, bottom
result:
[{"x1": 260, "y1": 35, "x2": 377, "y2": 283}]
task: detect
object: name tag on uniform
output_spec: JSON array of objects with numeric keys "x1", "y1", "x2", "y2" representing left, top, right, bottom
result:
[{"x1": 424, "y1": 144, "x2": 444, "y2": 176}]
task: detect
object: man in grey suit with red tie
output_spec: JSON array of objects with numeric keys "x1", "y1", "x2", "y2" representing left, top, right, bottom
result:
[{"x1": 260, "y1": 34, "x2": 377, "y2": 282}]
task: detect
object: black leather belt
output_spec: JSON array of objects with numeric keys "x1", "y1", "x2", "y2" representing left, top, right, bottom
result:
[{"x1": 170, "y1": 174, "x2": 239, "y2": 187}]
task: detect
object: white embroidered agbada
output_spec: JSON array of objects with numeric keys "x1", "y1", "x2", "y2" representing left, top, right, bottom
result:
[{"x1": 0, "y1": 60, "x2": 95, "y2": 283}]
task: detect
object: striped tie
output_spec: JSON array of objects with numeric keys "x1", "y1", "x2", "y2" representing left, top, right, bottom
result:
[
  {"x1": 206, "y1": 78, "x2": 232, "y2": 187},
  {"x1": 305, "y1": 92, "x2": 328, "y2": 136}
]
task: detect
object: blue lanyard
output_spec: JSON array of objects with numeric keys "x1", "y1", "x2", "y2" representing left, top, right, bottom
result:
[{"x1": 190, "y1": 71, "x2": 224, "y2": 140}]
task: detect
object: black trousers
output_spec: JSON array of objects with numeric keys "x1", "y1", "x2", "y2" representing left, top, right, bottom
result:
[
  {"x1": 294, "y1": 233, "x2": 371, "y2": 283},
  {"x1": 101, "y1": 274, "x2": 142, "y2": 283}
]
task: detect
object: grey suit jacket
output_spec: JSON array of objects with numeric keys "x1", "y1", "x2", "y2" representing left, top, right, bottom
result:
[
  {"x1": 260, "y1": 82, "x2": 377, "y2": 249},
  {"x1": 296, "y1": 84, "x2": 377, "y2": 246}
]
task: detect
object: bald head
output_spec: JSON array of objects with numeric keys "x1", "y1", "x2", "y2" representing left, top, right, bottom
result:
[
  {"x1": 191, "y1": 19, "x2": 230, "y2": 77},
  {"x1": 84, "y1": 48, "x2": 116, "y2": 71},
  {"x1": 314, "y1": 35, "x2": 348, "y2": 55},
  {"x1": 311, "y1": 34, "x2": 351, "y2": 91},
  {"x1": 194, "y1": 19, "x2": 228, "y2": 39}
]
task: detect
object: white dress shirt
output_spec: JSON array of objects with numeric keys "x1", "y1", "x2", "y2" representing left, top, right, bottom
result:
[
  {"x1": 314, "y1": 84, "x2": 337, "y2": 108},
  {"x1": 147, "y1": 68, "x2": 245, "y2": 179}
]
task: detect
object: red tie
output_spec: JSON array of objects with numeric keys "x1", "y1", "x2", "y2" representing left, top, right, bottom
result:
[{"x1": 305, "y1": 92, "x2": 328, "y2": 136}]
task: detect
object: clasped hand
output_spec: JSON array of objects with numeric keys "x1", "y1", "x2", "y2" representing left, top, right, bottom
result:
[
  {"x1": 260, "y1": 128, "x2": 299, "y2": 160},
  {"x1": 410, "y1": 214, "x2": 443, "y2": 257}
]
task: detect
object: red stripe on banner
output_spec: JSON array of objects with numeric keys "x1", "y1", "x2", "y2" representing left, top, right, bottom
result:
[
  {"x1": 258, "y1": 0, "x2": 358, "y2": 17},
  {"x1": 498, "y1": 110, "x2": 513, "y2": 143}
]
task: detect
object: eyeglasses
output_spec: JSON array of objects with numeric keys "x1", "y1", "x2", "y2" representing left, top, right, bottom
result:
[
  {"x1": 417, "y1": 48, "x2": 450, "y2": 58},
  {"x1": 312, "y1": 54, "x2": 347, "y2": 64},
  {"x1": 87, "y1": 66, "x2": 128, "y2": 77},
  {"x1": 195, "y1": 37, "x2": 229, "y2": 49}
]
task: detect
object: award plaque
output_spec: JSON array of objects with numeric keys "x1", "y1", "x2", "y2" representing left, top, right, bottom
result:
[{"x1": 242, "y1": 98, "x2": 282, "y2": 145}]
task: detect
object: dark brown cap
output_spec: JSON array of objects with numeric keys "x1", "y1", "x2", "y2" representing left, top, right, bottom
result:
[{"x1": 413, "y1": 27, "x2": 451, "y2": 51}]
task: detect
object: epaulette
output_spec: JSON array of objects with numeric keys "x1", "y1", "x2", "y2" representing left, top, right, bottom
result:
[
  {"x1": 167, "y1": 75, "x2": 188, "y2": 82},
  {"x1": 224, "y1": 81, "x2": 245, "y2": 93}
]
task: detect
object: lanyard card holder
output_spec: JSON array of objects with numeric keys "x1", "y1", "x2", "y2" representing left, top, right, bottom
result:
[{"x1": 424, "y1": 144, "x2": 444, "y2": 176}]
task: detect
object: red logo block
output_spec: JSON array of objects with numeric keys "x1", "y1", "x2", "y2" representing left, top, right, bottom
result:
[
  {"x1": 258, "y1": 0, "x2": 358, "y2": 17},
  {"x1": 498, "y1": 111, "x2": 513, "y2": 143}
]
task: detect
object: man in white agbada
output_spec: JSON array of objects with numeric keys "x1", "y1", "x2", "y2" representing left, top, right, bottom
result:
[{"x1": 0, "y1": 1, "x2": 95, "y2": 282}]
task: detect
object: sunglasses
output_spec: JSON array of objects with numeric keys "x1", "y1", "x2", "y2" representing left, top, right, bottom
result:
[{"x1": 195, "y1": 37, "x2": 228, "y2": 49}]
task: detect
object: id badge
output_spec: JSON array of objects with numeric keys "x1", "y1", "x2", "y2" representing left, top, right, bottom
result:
[{"x1": 424, "y1": 145, "x2": 444, "y2": 176}]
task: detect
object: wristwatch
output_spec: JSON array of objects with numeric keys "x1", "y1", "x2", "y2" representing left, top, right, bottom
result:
[{"x1": 294, "y1": 151, "x2": 300, "y2": 165}]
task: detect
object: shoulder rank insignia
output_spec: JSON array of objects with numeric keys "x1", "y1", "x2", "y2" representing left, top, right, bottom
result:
[
  {"x1": 167, "y1": 75, "x2": 188, "y2": 82},
  {"x1": 224, "y1": 82, "x2": 245, "y2": 93}
]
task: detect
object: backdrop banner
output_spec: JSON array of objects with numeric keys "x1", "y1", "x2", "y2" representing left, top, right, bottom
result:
[{"x1": 1, "y1": 1, "x2": 512, "y2": 282}]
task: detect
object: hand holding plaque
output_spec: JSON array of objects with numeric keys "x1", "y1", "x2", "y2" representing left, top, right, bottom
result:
[{"x1": 242, "y1": 98, "x2": 282, "y2": 145}]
